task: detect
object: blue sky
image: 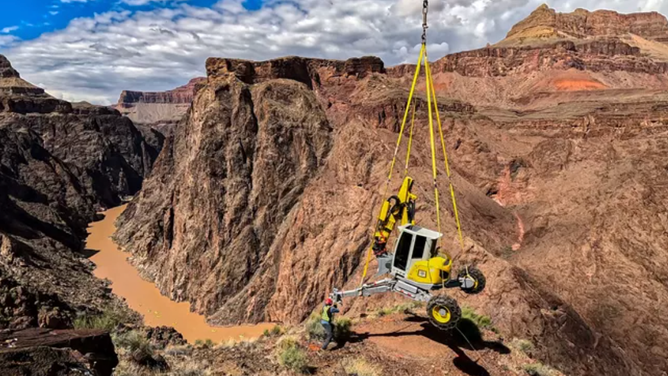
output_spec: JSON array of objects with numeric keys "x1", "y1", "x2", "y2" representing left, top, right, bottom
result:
[
  {"x1": 0, "y1": 0, "x2": 262, "y2": 40},
  {"x1": 0, "y1": 0, "x2": 664, "y2": 104}
]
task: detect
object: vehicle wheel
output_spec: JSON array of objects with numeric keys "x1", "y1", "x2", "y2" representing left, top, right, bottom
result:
[
  {"x1": 427, "y1": 295, "x2": 461, "y2": 331},
  {"x1": 458, "y1": 266, "x2": 486, "y2": 294}
]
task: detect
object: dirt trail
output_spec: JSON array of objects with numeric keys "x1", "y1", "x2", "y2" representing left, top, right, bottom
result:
[
  {"x1": 351, "y1": 314, "x2": 517, "y2": 376},
  {"x1": 86, "y1": 205, "x2": 273, "y2": 343}
]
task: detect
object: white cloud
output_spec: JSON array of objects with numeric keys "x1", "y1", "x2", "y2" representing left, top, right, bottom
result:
[
  {"x1": 0, "y1": 35, "x2": 17, "y2": 47},
  {"x1": 1, "y1": 26, "x2": 19, "y2": 33},
  {"x1": 2, "y1": 0, "x2": 668, "y2": 105},
  {"x1": 50, "y1": 11, "x2": 60, "y2": 16}
]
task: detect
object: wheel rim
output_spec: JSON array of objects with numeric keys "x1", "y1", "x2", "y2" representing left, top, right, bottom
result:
[{"x1": 431, "y1": 306, "x2": 451, "y2": 323}]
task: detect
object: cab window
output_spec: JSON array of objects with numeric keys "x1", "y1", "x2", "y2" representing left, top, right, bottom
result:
[
  {"x1": 393, "y1": 232, "x2": 413, "y2": 271},
  {"x1": 412, "y1": 236, "x2": 426, "y2": 259}
]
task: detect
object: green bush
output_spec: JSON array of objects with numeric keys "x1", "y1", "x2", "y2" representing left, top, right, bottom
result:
[
  {"x1": 113, "y1": 331, "x2": 152, "y2": 354},
  {"x1": 334, "y1": 317, "x2": 352, "y2": 342},
  {"x1": 194, "y1": 339, "x2": 214, "y2": 349},
  {"x1": 514, "y1": 338, "x2": 534, "y2": 355},
  {"x1": 305, "y1": 313, "x2": 326, "y2": 341},
  {"x1": 73, "y1": 307, "x2": 129, "y2": 331},
  {"x1": 376, "y1": 301, "x2": 423, "y2": 317},
  {"x1": 263, "y1": 329, "x2": 271, "y2": 337},
  {"x1": 277, "y1": 337, "x2": 308, "y2": 373},
  {"x1": 270, "y1": 324, "x2": 284, "y2": 336},
  {"x1": 279, "y1": 346, "x2": 308, "y2": 373},
  {"x1": 461, "y1": 306, "x2": 493, "y2": 330},
  {"x1": 306, "y1": 312, "x2": 352, "y2": 343}
]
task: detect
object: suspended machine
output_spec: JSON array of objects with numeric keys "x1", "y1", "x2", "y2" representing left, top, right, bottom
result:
[{"x1": 329, "y1": 0, "x2": 486, "y2": 331}]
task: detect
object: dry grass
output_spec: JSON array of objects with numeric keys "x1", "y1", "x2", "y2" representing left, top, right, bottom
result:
[{"x1": 342, "y1": 357, "x2": 382, "y2": 376}]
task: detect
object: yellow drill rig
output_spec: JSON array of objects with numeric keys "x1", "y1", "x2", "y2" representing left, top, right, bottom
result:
[
  {"x1": 329, "y1": 0, "x2": 486, "y2": 331},
  {"x1": 330, "y1": 177, "x2": 485, "y2": 330}
]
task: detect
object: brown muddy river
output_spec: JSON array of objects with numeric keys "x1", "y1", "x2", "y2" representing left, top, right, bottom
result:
[{"x1": 86, "y1": 205, "x2": 273, "y2": 343}]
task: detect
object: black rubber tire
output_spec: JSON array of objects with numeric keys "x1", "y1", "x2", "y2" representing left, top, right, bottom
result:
[
  {"x1": 427, "y1": 295, "x2": 461, "y2": 331},
  {"x1": 458, "y1": 266, "x2": 486, "y2": 294}
]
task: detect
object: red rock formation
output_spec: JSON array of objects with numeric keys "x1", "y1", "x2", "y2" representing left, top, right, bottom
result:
[
  {"x1": 507, "y1": 4, "x2": 668, "y2": 42},
  {"x1": 116, "y1": 77, "x2": 206, "y2": 108}
]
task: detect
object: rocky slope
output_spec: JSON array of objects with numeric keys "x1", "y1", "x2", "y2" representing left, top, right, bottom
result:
[
  {"x1": 0, "y1": 54, "x2": 157, "y2": 331},
  {"x1": 115, "y1": 77, "x2": 205, "y2": 135},
  {"x1": 115, "y1": 5, "x2": 668, "y2": 376}
]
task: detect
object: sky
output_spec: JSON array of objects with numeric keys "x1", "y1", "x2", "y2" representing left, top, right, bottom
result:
[{"x1": 0, "y1": 0, "x2": 666, "y2": 104}]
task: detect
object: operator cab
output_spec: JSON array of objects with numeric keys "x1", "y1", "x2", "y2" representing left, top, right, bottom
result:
[{"x1": 391, "y1": 225, "x2": 441, "y2": 277}]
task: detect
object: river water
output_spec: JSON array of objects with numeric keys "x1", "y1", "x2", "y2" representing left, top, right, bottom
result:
[{"x1": 85, "y1": 205, "x2": 273, "y2": 343}]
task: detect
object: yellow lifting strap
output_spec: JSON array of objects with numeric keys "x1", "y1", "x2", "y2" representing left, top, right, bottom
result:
[
  {"x1": 359, "y1": 0, "x2": 467, "y2": 284},
  {"x1": 425, "y1": 56, "x2": 466, "y2": 253},
  {"x1": 359, "y1": 45, "x2": 425, "y2": 285}
]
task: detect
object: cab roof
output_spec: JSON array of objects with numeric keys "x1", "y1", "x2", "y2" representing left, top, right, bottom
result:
[{"x1": 398, "y1": 225, "x2": 443, "y2": 240}]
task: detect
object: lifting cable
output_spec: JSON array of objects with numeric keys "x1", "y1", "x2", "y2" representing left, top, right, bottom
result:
[{"x1": 360, "y1": 0, "x2": 467, "y2": 284}]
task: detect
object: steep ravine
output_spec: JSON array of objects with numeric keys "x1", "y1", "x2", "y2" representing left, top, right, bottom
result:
[{"x1": 0, "y1": 54, "x2": 160, "y2": 329}]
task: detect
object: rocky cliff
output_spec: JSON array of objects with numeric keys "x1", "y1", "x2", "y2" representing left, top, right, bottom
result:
[{"x1": 0, "y1": 54, "x2": 157, "y2": 331}]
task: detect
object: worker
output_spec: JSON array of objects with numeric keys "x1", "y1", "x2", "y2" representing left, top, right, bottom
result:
[{"x1": 321, "y1": 297, "x2": 340, "y2": 350}]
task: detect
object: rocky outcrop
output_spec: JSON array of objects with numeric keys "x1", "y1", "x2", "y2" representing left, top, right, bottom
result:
[
  {"x1": 206, "y1": 56, "x2": 385, "y2": 86},
  {"x1": 0, "y1": 328, "x2": 118, "y2": 376},
  {"x1": 508, "y1": 4, "x2": 668, "y2": 42}
]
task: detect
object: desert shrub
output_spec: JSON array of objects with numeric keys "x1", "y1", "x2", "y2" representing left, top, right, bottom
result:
[
  {"x1": 333, "y1": 317, "x2": 352, "y2": 342},
  {"x1": 74, "y1": 307, "x2": 129, "y2": 331},
  {"x1": 513, "y1": 338, "x2": 534, "y2": 355},
  {"x1": 376, "y1": 307, "x2": 393, "y2": 317},
  {"x1": 342, "y1": 357, "x2": 381, "y2": 376},
  {"x1": 305, "y1": 313, "x2": 326, "y2": 341},
  {"x1": 377, "y1": 301, "x2": 424, "y2": 317},
  {"x1": 194, "y1": 339, "x2": 214, "y2": 349},
  {"x1": 263, "y1": 329, "x2": 270, "y2": 337},
  {"x1": 114, "y1": 331, "x2": 151, "y2": 353},
  {"x1": 524, "y1": 363, "x2": 557, "y2": 376},
  {"x1": 461, "y1": 306, "x2": 493, "y2": 330},
  {"x1": 270, "y1": 324, "x2": 284, "y2": 336},
  {"x1": 276, "y1": 336, "x2": 308, "y2": 373}
]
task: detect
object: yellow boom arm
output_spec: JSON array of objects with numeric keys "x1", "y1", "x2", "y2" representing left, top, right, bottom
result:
[{"x1": 371, "y1": 177, "x2": 417, "y2": 257}]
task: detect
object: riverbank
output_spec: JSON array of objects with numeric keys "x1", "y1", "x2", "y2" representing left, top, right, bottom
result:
[{"x1": 85, "y1": 205, "x2": 272, "y2": 343}]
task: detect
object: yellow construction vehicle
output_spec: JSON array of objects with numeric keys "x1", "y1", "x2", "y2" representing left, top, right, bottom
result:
[
  {"x1": 330, "y1": 176, "x2": 485, "y2": 330},
  {"x1": 329, "y1": 0, "x2": 486, "y2": 331}
]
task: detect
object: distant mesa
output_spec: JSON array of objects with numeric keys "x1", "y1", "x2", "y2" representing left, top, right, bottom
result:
[
  {"x1": 502, "y1": 5, "x2": 668, "y2": 46},
  {"x1": 115, "y1": 77, "x2": 206, "y2": 131}
]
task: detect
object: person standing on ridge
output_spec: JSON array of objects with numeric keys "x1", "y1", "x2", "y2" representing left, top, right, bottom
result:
[{"x1": 321, "y1": 297, "x2": 339, "y2": 350}]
